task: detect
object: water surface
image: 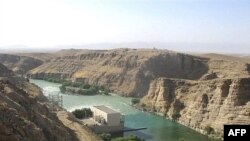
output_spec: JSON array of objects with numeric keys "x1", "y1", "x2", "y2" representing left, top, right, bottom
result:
[{"x1": 31, "y1": 79, "x2": 216, "y2": 141}]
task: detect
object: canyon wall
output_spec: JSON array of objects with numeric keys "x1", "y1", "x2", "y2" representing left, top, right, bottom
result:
[
  {"x1": 2, "y1": 49, "x2": 249, "y2": 138},
  {"x1": 0, "y1": 54, "x2": 43, "y2": 75},
  {"x1": 141, "y1": 77, "x2": 250, "y2": 137},
  {"x1": 0, "y1": 63, "x2": 101, "y2": 141},
  {"x1": 28, "y1": 49, "x2": 209, "y2": 97}
]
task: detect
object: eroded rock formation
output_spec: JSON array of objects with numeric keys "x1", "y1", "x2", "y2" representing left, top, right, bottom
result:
[
  {"x1": 141, "y1": 78, "x2": 250, "y2": 137},
  {"x1": 28, "y1": 49, "x2": 209, "y2": 97}
]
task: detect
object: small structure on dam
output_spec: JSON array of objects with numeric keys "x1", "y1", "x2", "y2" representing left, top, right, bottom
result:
[{"x1": 83, "y1": 105, "x2": 124, "y2": 133}]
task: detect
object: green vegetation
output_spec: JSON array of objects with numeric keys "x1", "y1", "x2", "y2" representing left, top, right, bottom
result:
[
  {"x1": 99, "y1": 134, "x2": 144, "y2": 141},
  {"x1": 131, "y1": 98, "x2": 140, "y2": 105},
  {"x1": 99, "y1": 133, "x2": 112, "y2": 141},
  {"x1": 112, "y1": 135, "x2": 145, "y2": 141},
  {"x1": 204, "y1": 125, "x2": 215, "y2": 135},
  {"x1": 60, "y1": 81, "x2": 111, "y2": 95},
  {"x1": 59, "y1": 85, "x2": 66, "y2": 93},
  {"x1": 75, "y1": 87, "x2": 99, "y2": 95},
  {"x1": 179, "y1": 138, "x2": 186, "y2": 141},
  {"x1": 171, "y1": 111, "x2": 181, "y2": 120},
  {"x1": 141, "y1": 103, "x2": 146, "y2": 107},
  {"x1": 72, "y1": 108, "x2": 93, "y2": 119},
  {"x1": 42, "y1": 77, "x2": 67, "y2": 83},
  {"x1": 40, "y1": 77, "x2": 111, "y2": 95}
]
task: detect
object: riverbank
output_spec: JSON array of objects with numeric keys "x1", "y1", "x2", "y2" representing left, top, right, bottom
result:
[
  {"x1": 132, "y1": 103, "x2": 223, "y2": 141},
  {"x1": 33, "y1": 77, "x2": 111, "y2": 95},
  {"x1": 30, "y1": 79, "x2": 219, "y2": 141}
]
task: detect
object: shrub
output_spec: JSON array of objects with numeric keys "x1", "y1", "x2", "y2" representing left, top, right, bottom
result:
[
  {"x1": 131, "y1": 98, "x2": 140, "y2": 105},
  {"x1": 204, "y1": 125, "x2": 214, "y2": 135},
  {"x1": 72, "y1": 108, "x2": 93, "y2": 119},
  {"x1": 81, "y1": 84, "x2": 91, "y2": 89},
  {"x1": 71, "y1": 82, "x2": 82, "y2": 87},
  {"x1": 44, "y1": 77, "x2": 110, "y2": 95},
  {"x1": 99, "y1": 133, "x2": 112, "y2": 141},
  {"x1": 103, "y1": 89, "x2": 109, "y2": 95},
  {"x1": 112, "y1": 135, "x2": 145, "y2": 141},
  {"x1": 171, "y1": 111, "x2": 181, "y2": 120},
  {"x1": 59, "y1": 85, "x2": 66, "y2": 93},
  {"x1": 141, "y1": 103, "x2": 146, "y2": 107},
  {"x1": 62, "y1": 81, "x2": 71, "y2": 86}
]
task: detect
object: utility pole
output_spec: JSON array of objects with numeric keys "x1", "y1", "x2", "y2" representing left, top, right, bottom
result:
[{"x1": 48, "y1": 92, "x2": 63, "y2": 111}]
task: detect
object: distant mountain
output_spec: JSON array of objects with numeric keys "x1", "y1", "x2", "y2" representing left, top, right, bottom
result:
[{"x1": 1, "y1": 42, "x2": 249, "y2": 54}]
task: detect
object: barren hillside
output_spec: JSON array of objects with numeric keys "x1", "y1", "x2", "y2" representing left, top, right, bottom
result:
[
  {"x1": 28, "y1": 49, "x2": 210, "y2": 96},
  {"x1": 0, "y1": 54, "x2": 43, "y2": 75},
  {"x1": 0, "y1": 63, "x2": 101, "y2": 141}
]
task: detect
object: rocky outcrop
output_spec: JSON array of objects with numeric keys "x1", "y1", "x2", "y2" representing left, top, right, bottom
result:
[
  {"x1": 27, "y1": 50, "x2": 250, "y2": 98},
  {"x1": 0, "y1": 63, "x2": 100, "y2": 141},
  {"x1": 200, "y1": 53, "x2": 250, "y2": 78},
  {"x1": 0, "y1": 54, "x2": 43, "y2": 75},
  {"x1": 141, "y1": 77, "x2": 250, "y2": 138},
  {"x1": 28, "y1": 49, "x2": 209, "y2": 97}
]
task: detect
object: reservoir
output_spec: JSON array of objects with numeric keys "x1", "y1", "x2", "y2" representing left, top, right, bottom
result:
[{"x1": 31, "y1": 79, "x2": 217, "y2": 141}]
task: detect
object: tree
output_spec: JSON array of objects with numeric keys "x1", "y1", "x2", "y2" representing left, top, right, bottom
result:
[
  {"x1": 112, "y1": 135, "x2": 145, "y2": 141},
  {"x1": 59, "y1": 85, "x2": 66, "y2": 93},
  {"x1": 99, "y1": 133, "x2": 112, "y2": 141},
  {"x1": 171, "y1": 111, "x2": 181, "y2": 120},
  {"x1": 131, "y1": 98, "x2": 140, "y2": 105},
  {"x1": 72, "y1": 108, "x2": 93, "y2": 119},
  {"x1": 204, "y1": 125, "x2": 214, "y2": 135}
]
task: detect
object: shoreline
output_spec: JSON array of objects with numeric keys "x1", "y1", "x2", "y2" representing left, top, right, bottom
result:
[
  {"x1": 32, "y1": 78, "x2": 222, "y2": 141},
  {"x1": 132, "y1": 104, "x2": 223, "y2": 141}
]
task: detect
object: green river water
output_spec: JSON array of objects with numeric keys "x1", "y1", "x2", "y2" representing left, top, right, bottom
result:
[{"x1": 30, "y1": 79, "x2": 217, "y2": 141}]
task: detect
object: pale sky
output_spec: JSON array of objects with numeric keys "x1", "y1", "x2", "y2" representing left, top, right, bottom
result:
[{"x1": 0, "y1": 0, "x2": 250, "y2": 53}]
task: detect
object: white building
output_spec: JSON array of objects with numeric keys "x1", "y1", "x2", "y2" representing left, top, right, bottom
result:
[{"x1": 91, "y1": 105, "x2": 122, "y2": 127}]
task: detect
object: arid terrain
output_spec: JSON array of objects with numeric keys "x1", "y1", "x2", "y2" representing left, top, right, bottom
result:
[
  {"x1": 0, "y1": 48, "x2": 249, "y2": 139},
  {"x1": 0, "y1": 62, "x2": 101, "y2": 141}
]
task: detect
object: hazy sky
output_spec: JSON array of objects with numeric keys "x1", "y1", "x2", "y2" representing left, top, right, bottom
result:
[{"x1": 0, "y1": 0, "x2": 250, "y2": 52}]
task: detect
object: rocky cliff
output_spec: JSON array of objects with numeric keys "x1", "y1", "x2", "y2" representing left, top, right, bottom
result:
[
  {"x1": 0, "y1": 54, "x2": 43, "y2": 75},
  {"x1": 141, "y1": 77, "x2": 250, "y2": 138},
  {"x1": 28, "y1": 49, "x2": 209, "y2": 97},
  {"x1": 0, "y1": 63, "x2": 100, "y2": 141}
]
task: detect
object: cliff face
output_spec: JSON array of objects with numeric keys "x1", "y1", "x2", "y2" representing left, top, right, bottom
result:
[
  {"x1": 0, "y1": 64, "x2": 80, "y2": 141},
  {"x1": 29, "y1": 49, "x2": 209, "y2": 96},
  {"x1": 141, "y1": 77, "x2": 250, "y2": 137},
  {"x1": 0, "y1": 54, "x2": 43, "y2": 75},
  {"x1": 3, "y1": 49, "x2": 250, "y2": 138}
]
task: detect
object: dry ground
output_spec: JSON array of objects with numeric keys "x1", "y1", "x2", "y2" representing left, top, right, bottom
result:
[{"x1": 57, "y1": 111, "x2": 102, "y2": 141}]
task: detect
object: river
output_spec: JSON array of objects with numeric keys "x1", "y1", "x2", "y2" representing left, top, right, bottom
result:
[{"x1": 30, "y1": 79, "x2": 217, "y2": 141}]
